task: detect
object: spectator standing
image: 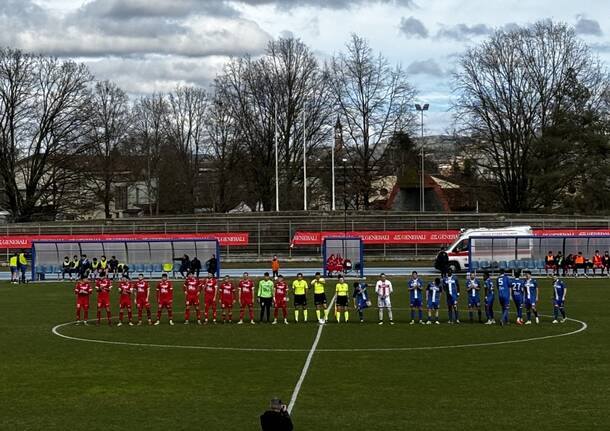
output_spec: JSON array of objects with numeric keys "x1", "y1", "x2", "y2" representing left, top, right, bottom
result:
[
  {"x1": 434, "y1": 247, "x2": 449, "y2": 277},
  {"x1": 191, "y1": 256, "x2": 202, "y2": 278},
  {"x1": 602, "y1": 251, "x2": 610, "y2": 276},
  {"x1": 260, "y1": 398, "x2": 293, "y2": 431},
  {"x1": 9, "y1": 252, "x2": 18, "y2": 284},
  {"x1": 18, "y1": 251, "x2": 28, "y2": 283},
  {"x1": 271, "y1": 255, "x2": 280, "y2": 279},
  {"x1": 206, "y1": 254, "x2": 218, "y2": 277},
  {"x1": 108, "y1": 256, "x2": 119, "y2": 279}
]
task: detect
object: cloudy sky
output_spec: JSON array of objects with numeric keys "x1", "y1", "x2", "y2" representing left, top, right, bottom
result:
[{"x1": 1, "y1": 0, "x2": 609, "y2": 133}]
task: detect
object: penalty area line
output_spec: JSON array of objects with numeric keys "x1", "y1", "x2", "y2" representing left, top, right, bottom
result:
[{"x1": 287, "y1": 295, "x2": 336, "y2": 414}]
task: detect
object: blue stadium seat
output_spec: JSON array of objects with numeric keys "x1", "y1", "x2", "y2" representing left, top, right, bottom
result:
[
  {"x1": 144, "y1": 264, "x2": 153, "y2": 275},
  {"x1": 507, "y1": 260, "x2": 517, "y2": 270},
  {"x1": 536, "y1": 259, "x2": 546, "y2": 269},
  {"x1": 480, "y1": 260, "x2": 490, "y2": 269},
  {"x1": 499, "y1": 261, "x2": 508, "y2": 270},
  {"x1": 35, "y1": 265, "x2": 46, "y2": 274},
  {"x1": 46, "y1": 265, "x2": 57, "y2": 275},
  {"x1": 153, "y1": 264, "x2": 163, "y2": 274},
  {"x1": 133, "y1": 264, "x2": 144, "y2": 273},
  {"x1": 517, "y1": 260, "x2": 528, "y2": 270},
  {"x1": 491, "y1": 261, "x2": 499, "y2": 269}
]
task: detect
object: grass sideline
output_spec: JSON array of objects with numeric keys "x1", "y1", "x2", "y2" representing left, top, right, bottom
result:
[{"x1": 0, "y1": 276, "x2": 607, "y2": 430}]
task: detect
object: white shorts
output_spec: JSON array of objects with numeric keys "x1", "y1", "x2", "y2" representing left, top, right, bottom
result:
[{"x1": 378, "y1": 296, "x2": 392, "y2": 308}]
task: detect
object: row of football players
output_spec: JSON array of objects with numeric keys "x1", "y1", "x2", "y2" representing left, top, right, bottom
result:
[
  {"x1": 408, "y1": 269, "x2": 569, "y2": 326},
  {"x1": 73, "y1": 270, "x2": 568, "y2": 326}
]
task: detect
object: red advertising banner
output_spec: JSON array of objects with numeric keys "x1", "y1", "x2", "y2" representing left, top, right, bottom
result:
[
  {"x1": 0, "y1": 233, "x2": 249, "y2": 249},
  {"x1": 533, "y1": 229, "x2": 610, "y2": 237},
  {"x1": 292, "y1": 230, "x2": 461, "y2": 245}
]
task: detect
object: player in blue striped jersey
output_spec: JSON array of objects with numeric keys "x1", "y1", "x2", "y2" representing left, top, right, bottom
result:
[
  {"x1": 408, "y1": 271, "x2": 424, "y2": 324},
  {"x1": 523, "y1": 271, "x2": 539, "y2": 324},
  {"x1": 496, "y1": 270, "x2": 511, "y2": 326},
  {"x1": 466, "y1": 272, "x2": 482, "y2": 323},
  {"x1": 552, "y1": 276, "x2": 567, "y2": 323},
  {"x1": 443, "y1": 270, "x2": 460, "y2": 324},
  {"x1": 511, "y1": 271, "x2": 525, "y2": 325},
  {"x1": 483, "y1": 272, "x2": 495, "y2": 325},
  {"x1": 426, "y1": 278, "x2": 442, "y2": 324}
]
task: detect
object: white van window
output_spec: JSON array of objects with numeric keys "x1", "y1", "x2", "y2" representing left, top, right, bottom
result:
[{"x1": 455, "y1": 240, "x2": 469, "y2": 253}]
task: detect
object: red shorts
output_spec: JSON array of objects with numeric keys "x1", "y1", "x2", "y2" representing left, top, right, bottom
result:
[
  {"x1": 97, "y1": 297, "x2": 110, "y2": 308},
  {"x1": 120, "y1": 297, "x2": 132, "y2": 308},
  {"x1": 76, "y1": 296, "x2": 90, "y2": 308},
  {"x1": 186, "y1": 296, "x2": 200, "y2": 306},
  {"x1": 275, "y1": 299, "x2": 287, "y2": 308},
  {"x1": 204, "y1": 296, "x2": 215, "y2": 306},
  {"x1": 137, "y1": 299, "x2": 150, "y2": 308},
  {"x1": 158, "y1": 300, "x2": 172, "y2": 308},
  {"x1": 221, "y1": 300, "x2": 233, "y2": 308},
  {"x1": 241, "y1": 298, "x2": 253, "y2": 307}
]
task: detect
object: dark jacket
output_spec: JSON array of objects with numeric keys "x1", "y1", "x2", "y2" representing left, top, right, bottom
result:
[
  {"x1": 206, "y1": 257, "x2": 217, "y2": 275},
  {"x1": 260, "y1": 410, "x2": 293, "y2": 431},
  {"x1": 191, "y1": 258, "x2": 202, "y2": 271},
  {"x1": 435, "y1": 251, "x2": 449, "y2": 271}
]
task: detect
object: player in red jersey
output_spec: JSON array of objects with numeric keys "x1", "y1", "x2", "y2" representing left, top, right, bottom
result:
[
  {"x1": 238, "y1": 272, "x2": 255, "y2": 325},
  {"x1": 219, "y1": 275, "x2": 235, "y2": 323},
  {"x1": 117, "y1": 275, "x2": 134, "y2": 326},
  {"x1": 273, "y1": 274, "x2": 289, "y2": 325},
  {"x1": 155, "y1": 273, "x2": 174, "y2": 325},
  {"x1": 95, "y1": 271, "x2": 113, "y2": 326},
  {"x1": 74, "y1": 275, "x2": 93, "y2": 325},
  {"x1": 202, "y1": 273, "x2": 218, "y2": 324},
  {"x1": 183, "y1": 271, "x2": 202, "y2": 325},
  {"x1": 134, "y1": 273, "x2": 152, "y2": 325}
]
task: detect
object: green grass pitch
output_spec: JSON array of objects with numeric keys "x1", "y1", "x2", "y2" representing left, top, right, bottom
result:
[{"x1": 0, "y1": 276, "x2": 608, "y2": 430}]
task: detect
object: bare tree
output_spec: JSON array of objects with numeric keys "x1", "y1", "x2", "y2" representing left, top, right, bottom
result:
[
  {"x1": 453, "y1": 21, "x2": 609, "y2": 212},
  {"x1": 163, "y1": 86, "x2": 207, "y2": 213},
  {"x1": 132, "y1": 93, "x2": 167, "y2": 215},
  {"x1": 0, "y1": 48, "x2": 92, "y2": 221},
  {"x1": 329, "y1": 34, "x2": 416, "y2": 209},
  {"x1": 84, "y1": 80, "x2": 131, "y2": 218}
]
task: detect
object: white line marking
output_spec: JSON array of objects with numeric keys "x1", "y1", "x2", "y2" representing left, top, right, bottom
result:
[
  {"x1": 51, "y1": 315, "x2": 587, "y2": 353},
  {"x1": 287, "y1": 295, "x2": 336, "y2": 414}
]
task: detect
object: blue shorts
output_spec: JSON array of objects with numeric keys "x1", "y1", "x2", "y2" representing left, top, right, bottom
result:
[
  {"x1": 525, "y1": 299, "x2": 537, "y2": 308},
  {"x1": 499, "y1": 296, "x2": 510, "y2": 308},
  {"x1": 485, "y1": 296, "x2": 494, "y2": 306},
  {"x1": 427, "y1": 301, "x2": 439, "y2": 310},
  {"x1": 468, "y1": 297, "x2": 480, "y2": 307},
  {"x1": 513, "y1": 297, "x2": 523, "y2": 307},
  {"x1": 553, "y1": 299, "x2": 564, "y2": 307},
  {"x1": 10, "y1": 266, "x2": 18, "y2": 274},
  {"x1": 410, "y1": 298, "x2": 422, "y2": 307},
  {"x1": 447, "y1": 296, "x2": 458, "y2": 306}
]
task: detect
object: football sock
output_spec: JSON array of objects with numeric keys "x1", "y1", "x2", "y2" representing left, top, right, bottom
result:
[
  {"x1": 196, "y1": 308, "x2": 201, "y2": 320},
  {"x1": 185, "y1": 309, "x2": 190, "y2": 321},
  {"x1": 295, "y1": 310, "x2": 299, "y2": 322},
  {"x1": 274, "y1": 308, "x2": 279, "y2": 318},
  {"x1": 336, "y1": 311, "x2": 340, "y2": 322},
  {"x1": 526, "y1": 310, "x2": 531, "y2": 321},
  {"x1": 119, "y1": 311, "x2": 124, "y2": 322},
  {"x1": 83, "y1": 309, "x2": 88, "y2": 320},
  {"x1": 358, "y1": 310, "x2": 363, "y2": 320},
  {"x1": 560, "y1": 308, "x2": 566, "y2": 318},
  {"x1": 554, "y1": 308, "x2": 559, "y2": 319},
  {"x1": 344, "y1": 311, "x2": 349, "y2": 322},
  {"x1": 378, "y1": 309, "x2": 383, "y2": 321},
  {"x1": 533, "y1": 310, "x2": 538, "y2": 318},
  {"x1": 455, "y1": 309, "x2": 459, "y2": 321},
  {"x1": 282, "y1": 307, "x2": 287, "y2": 318},
  {"x1": 240, "y1": 308, "x2": 244, "y2": 320},
  {"x1": 249, "y1": 307, "x2": 254, "y2": 321},
  {"x1": 146, "y1": 308, "x2": 151, "y2": 320},
  {"x1": 228, "y1": 311, "x2": 232, "y2": 321},
  {"x1": 411, "y1": 310, "x2": 415, "y2": 320},
  {"x1": 303, "y1": 310, "x2": 308, "y2": 322},
  {"x1": 97, "y1": 310, "x2": 101, "y2": 323},
  {"x1": 316, "y1": 310, "x2": 321, "y2": 320},
  {"x1": 388, "y1": 309, "x2": 393, "y2": 321},
  {"x1": 128, "y1": 310, "x2": 132, "y2": 321},
  {"x1": 324, "y1": 309, "x2": 329, "y2": 320},
  {"x1": 448, "y1": 309, "x2": 453, "y2": 322},
  {"x1": 76, "y1": 308, "x2": 81, "y2": 321},
  {"x1": 106, "y1": 310, "x2": 111, "y2": 322},
  {"x1": 138, "y1": 309, "x2": 142, "y2": 321}
]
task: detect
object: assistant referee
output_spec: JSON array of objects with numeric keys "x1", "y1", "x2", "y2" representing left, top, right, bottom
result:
[
  {"x1": 292, "y1": 273, "x2": 308, "y2": 322},
  {"x1": 311, "y1": 272, "x2": 328, "y2": 322}
]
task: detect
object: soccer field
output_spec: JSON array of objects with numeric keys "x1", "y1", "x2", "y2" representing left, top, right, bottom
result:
[{"x1": 1, "y1": 276, "x2": 608, "y2": 430}]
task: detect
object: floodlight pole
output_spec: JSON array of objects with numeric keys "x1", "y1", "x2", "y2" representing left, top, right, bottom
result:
[
  {"x1": 414, "y1": 103, "x2": 429, "y2": 213},
  {"x1": 275, "y1": 102, "x2": 279, "y2": 212},
  {"x1": 303, "y1": 108, "x2": 307, "y2": 211}
]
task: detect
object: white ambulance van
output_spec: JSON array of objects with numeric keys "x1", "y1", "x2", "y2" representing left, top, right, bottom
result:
[{"x1": 445, "y1": 226, "x2": 533, "y2": 272}]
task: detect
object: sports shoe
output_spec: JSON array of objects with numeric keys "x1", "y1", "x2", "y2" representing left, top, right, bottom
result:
[
  {"x1": 560, "y1": 318, "x2": 566, "y2": 323},
  {"x1": 448, "y1": 321, "x2": 453, "y2": 325},
  {"x1": 389, "y1": 321, "x2": 395, "y2": 325},
  {"x1": 419, "y1": 320, "x2": 425, "y2": 325},
  {"x1": 148, "y1": 319, "x2": 153, "y2": 325},
  {"x1": 284, "y1": 319, "x2": 289, "y2": 324},
  {"x1": 455, "y1": 320, "x2": 460, "y2": 324},
  {"x1": 237, "y1": 320, "x2": 244, "y2": 325},
  {"x1": 128, "y1": 322, "x2": 134, "y2": 326},
  {"x1": 378, "y1": 321, "x2": 384, "y2": 325},
  {"x1": 137, "y1": 321, "x2": 142, "y2": 326},
  {"x1": 204, "y1": 318, "x2": 209, "y2": 324},
  {"x1": 272, "y1": 319, "x2": 278, "y2": 325},
  {"x1": 426, "y1": 320, "x2": 432, "y2": 325},
  {"x1": 184, "y1": 321, "x2": 189, "y2": 325},
  {"x1": 552, "y1": 319, "x2": 559, "y2": 324},
  {"x1": 250, "y1": 320, "x2": 255, "y2": 325},
  {"x1": 535, "y1": 317, "x2": 539, "y2": 324},
  {"x1": 525, "y1": 320, "x2": 532, "y2": 325},
  {"x1": 360, "y1": 319, "x2": 364, "y2": 323},
  {"x1": 169, "y1": 320, "x2": 174, "y2": 326},
  {"x1": 117, "y1": 322, "x2": 123, "y2": 327},
  {"x1": 435, "y1": 321, "x2": 440, "y2": 325},
  {"x1": 154, "y1": 320, "x2": 160, "y2": 326},
  {"x1": 409, "y1": 320, "x2": 415, "y2": 325},
  {"x1": 197, "y1": 320, "x2": 202, "y2": 325}
]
